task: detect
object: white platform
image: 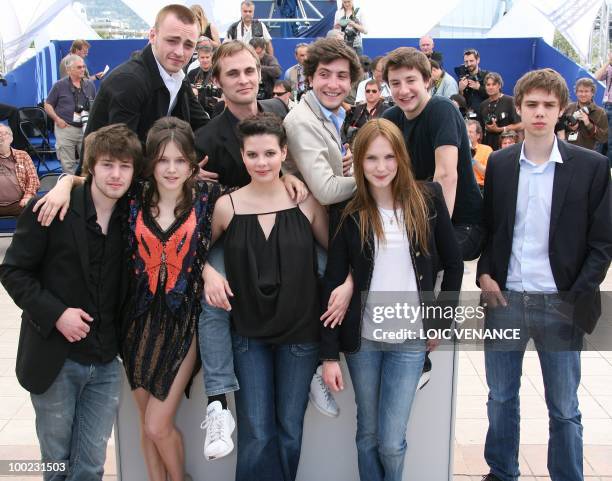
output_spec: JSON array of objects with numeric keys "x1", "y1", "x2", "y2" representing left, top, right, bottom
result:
[{"x1": 115, "y1": 348, "x2": 458, "y2": 481}]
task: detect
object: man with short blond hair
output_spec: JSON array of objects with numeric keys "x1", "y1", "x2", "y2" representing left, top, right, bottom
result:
[{"x1": 84, "y1": 4, "x2": 208, "y2": 148}]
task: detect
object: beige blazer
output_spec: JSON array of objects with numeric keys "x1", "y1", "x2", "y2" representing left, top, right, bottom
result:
[{"x1": 283, "y1": 91, "x2": 356, "y2": 206}]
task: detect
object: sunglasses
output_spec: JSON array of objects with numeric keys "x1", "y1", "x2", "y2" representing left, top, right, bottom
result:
[
  {"x1": 365, "y1": 89, "x2": 379, "y2": 93},
  {"x1": 273, "y1": 91, "x2": 288, "y2": 96}
]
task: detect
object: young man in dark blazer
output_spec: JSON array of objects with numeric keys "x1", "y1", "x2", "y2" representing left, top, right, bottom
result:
[
  {"x1": 0, "y1": 124, "x2": 142, "y2": 481},
  {"x1": 85, "y1": 5, "x2": 208, "y2": 147},
  {"x1": 477, "y1": 69, "x2": 612, "y2": 481}
]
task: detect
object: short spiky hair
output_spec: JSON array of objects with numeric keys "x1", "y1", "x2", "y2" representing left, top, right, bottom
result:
[
  {"x1": 383, "y1": 47, "x2": 431, "y2": 83},
  {"x1": 513, "y1": 68, "x2": 569, "y2": 110},
  {"x1": 154, "y1": 4, "x2": 197, "y2": 29},
  {"x1": 303, "y1": 38, "x2": 362, "y2": 85}
]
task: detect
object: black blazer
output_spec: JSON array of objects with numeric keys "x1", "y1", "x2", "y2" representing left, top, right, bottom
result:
[
  {"x1": 194, "y1": 98, "x2": 289, "y2": 188},
  {"x1": 0, "y1": 186, "x2": 128, "y2": 394},
  {"x1": 320, "y1": 182, "x2": 464, "y2": 360},
  {"x1": 85, "y1": 44, "x2": 209, "y2": 144},
  {"x1": 476, "y1": 141, "x2": 612, "y2": 333}
]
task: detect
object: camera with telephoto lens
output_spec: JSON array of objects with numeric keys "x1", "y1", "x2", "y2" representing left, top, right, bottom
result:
[{"x1": 562, "y1": 106, "x2": 589, "y2": 128}]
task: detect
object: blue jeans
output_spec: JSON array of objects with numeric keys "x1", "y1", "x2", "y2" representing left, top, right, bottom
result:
[
  {"x1": 605, "y1": 103, "x2": 612, "y2": 167},
  {"x1": 484, "y1": 292, "x2": 584, "y2": 481},
  {"x1": 198, "y1": 242, "x2": 239, "y2": 396},
  {"x1": 231, "y1": 334, "x2": 319, "y2": 481},
  {"x1": 30, "y1": 358, "x2": 122, "y2": 481},
  {"x1": 345, "y1": 338, "x2": 426, "y2": 481}
]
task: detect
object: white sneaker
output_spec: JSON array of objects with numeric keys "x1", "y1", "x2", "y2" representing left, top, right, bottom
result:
[
  {"x1": 309, "y1": 366, "x2": 339, "y2": 418},
  {"x1": 201, "y1": 401, "x2": 236, "y2": 460}
]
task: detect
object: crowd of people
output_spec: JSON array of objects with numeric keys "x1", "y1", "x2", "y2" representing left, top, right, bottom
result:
[{"x1": 0, "y1": 2, "x2": 611, "y2": 481}]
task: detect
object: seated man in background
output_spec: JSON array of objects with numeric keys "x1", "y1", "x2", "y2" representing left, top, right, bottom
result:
[
  {"x1": 0, "y1": 123, "x2": 40, "y2": 216},
  {"x1": 249, "y1": 37, "x2": 281, "y2": 99},
  {"x1": 467, "y1": 119, "x2": 492, "y2": 193},
  {"x1": 429, "y1": 59, "x2": 458, "y2": 98},
  {"x1": 479, "y1": 72, "x2": 522, "y2": 151},
  {"x1": 556, "y1": 77, "x2": 608, "y2": 151}
]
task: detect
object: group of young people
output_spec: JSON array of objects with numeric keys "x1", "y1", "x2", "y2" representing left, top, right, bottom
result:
[{"x1": 0, "y1": 4, "x2": 610, "y2": 481}]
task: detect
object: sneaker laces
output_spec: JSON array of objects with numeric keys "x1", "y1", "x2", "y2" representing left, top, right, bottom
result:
[
  {"x1": 317, "y1": 375, "x2": 334, "y2": 406},
  {"x1": 201, "y1": 412, "x2": 226, "y2": 443}
]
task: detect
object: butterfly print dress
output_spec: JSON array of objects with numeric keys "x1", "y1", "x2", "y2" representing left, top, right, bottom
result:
[{"x1": 121, "y1": 180, "x2": 224, "y2": 400}]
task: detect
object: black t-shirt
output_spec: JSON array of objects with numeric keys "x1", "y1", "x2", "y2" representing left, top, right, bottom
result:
[
  {"x1": 382, "y1": 96, "x2": 482, "y2": 225},
  {"x1": 479, "y1": 94, "x2": 520, "y2": 150}
]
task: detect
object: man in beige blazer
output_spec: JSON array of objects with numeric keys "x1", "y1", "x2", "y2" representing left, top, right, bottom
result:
[{"x1": 283, "y1": 37, "x2": 362, "y2": 206}]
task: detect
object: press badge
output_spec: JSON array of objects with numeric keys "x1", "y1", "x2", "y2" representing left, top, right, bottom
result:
[{"x1": 568, "y1": 132, "x2": 578, "y2": 142}]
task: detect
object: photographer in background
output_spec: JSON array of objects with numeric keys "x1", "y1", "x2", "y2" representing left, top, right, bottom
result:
[
  {"x1": 334, "y1": 0, "x2": 367, "y2": 56},
  {"x1": 342, "y1": 78, "x2": 390, "y2": 144},
  {"x1": 44, "y1": 54, "x2": 96, "y2": 173},
  {"x1": 479, "y1": 72, "x2": 522, "y2": 150},
  {"x1": 429, "y1": 59, "x2": 458, "y2": 98},
  {"x1": 456, "y1": 48, "x2": 488, "y2": 120},
  {"x1": 188, "y1": 45, "x2": 221, "y2": 118},
  {"x1": 556, "y1": 77, "x2": 607, "y2": 151},
  {"x1": 249, "y1": 37, "x2": 281, "y2": 100}
]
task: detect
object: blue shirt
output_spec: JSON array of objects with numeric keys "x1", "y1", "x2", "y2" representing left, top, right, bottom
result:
[
  {"x1": 506, "y1": 137, "x2": 562, "y2": 293},
  {"x1": 313, "y1": 95, "x2": 346, "y2": 155}
]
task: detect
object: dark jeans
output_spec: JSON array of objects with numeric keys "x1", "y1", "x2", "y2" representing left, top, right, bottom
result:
[
  {"x1": 453, "y1": 223, "x2": 485, "y2": 261},
  {"x1": 232, "y1": 334, "x2": 319, "y2": 481},
  {"x1": 484, "y1": 292, "x2": 584, "y2": 481},
  {"x1": 0, "y1": 202, "x2": 24, "y2": 217}
]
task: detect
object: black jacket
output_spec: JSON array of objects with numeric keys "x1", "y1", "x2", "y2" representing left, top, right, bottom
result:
[
  {"x1": 194, "y1": 98, "x2": 289, "y2": 187},
  {"x1": 85, "y1": 44, "x2": 209, "y2": 144},
  {"x1": 0, "y1": 185, "x2": 128, "y2": 394},
  {"x1": 320, "y1": 182, "x2": 464, "y2": 360},
  {"x1": 476, "y1": 141, "x2": 612, "y2": 333}
]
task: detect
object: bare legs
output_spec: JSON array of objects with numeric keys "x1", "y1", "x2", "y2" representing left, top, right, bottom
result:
[{"x1": 133, "y1": 339, "x2": 197, "y2": 481}]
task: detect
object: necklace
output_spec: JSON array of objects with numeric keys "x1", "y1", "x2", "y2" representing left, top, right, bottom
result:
[{"x1": 379, "y1": 207, "x2": 397, "y2": 226}]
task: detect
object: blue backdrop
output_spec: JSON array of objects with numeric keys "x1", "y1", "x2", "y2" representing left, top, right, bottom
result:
[{"x1": 0, "y1": 37, "x2": 604, "y2": 109}]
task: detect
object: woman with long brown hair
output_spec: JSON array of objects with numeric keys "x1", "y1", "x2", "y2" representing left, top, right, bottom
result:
[{"x1": 321, "y1": 118, "x2": 463, "y2": 481}]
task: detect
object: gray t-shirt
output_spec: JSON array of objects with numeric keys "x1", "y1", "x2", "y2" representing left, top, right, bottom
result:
[{"x1": 46, "y1": 77, "x2": 96, "y2": 126}]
